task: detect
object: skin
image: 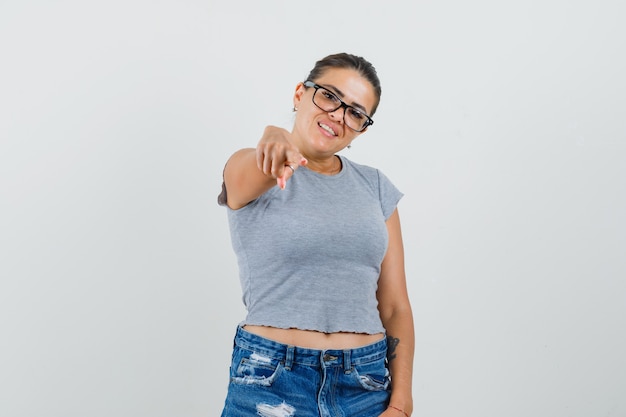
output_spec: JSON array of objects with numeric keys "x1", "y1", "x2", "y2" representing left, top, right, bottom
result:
[{"x1": 222, "y1": 68, "x2": 414, "y2": 416}]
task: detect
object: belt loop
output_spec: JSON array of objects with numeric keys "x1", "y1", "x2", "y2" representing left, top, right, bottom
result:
[
  {"x1": 284, "y1": 346, "x2": 295, "y2": 371},
  {"x1": 343, "y1": 349, "x2": 352, "y2": 374}
]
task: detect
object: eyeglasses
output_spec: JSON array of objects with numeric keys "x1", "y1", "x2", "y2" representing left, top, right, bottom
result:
[{"x1": 303, "y1": 81, "x2": 374, "y2": 132}]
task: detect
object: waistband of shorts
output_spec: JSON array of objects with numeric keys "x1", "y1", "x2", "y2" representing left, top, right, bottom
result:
[{"x1": 233, "y1": 326, "x2": 387, "y2": 367}]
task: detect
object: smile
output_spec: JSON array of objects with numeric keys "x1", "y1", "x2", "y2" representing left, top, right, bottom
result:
[{"x1": 318, "y1": 122, "x2": 337, "y2": 136}]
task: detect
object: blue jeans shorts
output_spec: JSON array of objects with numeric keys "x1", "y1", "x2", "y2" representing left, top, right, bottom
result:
[{"x1": 220, "y1": 326, "x2": 391, "y2": 417}]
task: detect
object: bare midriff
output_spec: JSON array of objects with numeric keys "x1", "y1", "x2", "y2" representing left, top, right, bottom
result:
[{"x1": 243, "y1": 325, "x2": 385, "y2": 350}]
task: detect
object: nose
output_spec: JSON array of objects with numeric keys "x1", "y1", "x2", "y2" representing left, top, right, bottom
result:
[{"x1": 327, "y1": 106, "x2": 345, "y2": 124}]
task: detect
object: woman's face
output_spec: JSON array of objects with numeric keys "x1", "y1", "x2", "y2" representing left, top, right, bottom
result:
[{"x1": 292, "y1": 68, "x2": 377, "y2": 158}]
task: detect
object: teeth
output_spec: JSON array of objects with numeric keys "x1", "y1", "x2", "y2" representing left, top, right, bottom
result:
[{"x1": 319, "y1": 123, "x2": 336, "y2": 136}]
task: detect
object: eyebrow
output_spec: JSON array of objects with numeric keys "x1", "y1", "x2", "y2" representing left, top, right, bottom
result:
[{"x1": 320, "y1": 83, "x2": 369, "y2": 114}]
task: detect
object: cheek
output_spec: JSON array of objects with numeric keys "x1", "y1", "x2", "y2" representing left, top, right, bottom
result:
[
  {"x1": 296, "y1": 106, "x2": 319, "y2": 126},
  {"x1": 345, "y1": 130, "x2": 361, "y2": 141}
]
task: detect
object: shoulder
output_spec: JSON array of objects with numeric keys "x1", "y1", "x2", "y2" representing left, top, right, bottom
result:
[
  {"x1": 340, "y1": 155, "x2": 394, "y2": 186},
  {"x1": 340, "y1": 155, "x2": 380, "y2": 177},
  {"x1": 340, "y1": 156, "x2": 403, "y2": 212}
]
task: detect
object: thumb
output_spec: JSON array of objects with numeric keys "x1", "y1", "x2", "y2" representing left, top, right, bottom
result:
[{"x1": 285, "y1": 148, "x2": 307, "y2": 167}]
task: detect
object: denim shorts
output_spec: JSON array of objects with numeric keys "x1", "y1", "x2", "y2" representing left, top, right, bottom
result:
[{"x1": 220, "y1": 326, "x2": 391, "y2": 417}]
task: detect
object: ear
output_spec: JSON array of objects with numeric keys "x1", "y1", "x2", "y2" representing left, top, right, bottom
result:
[{"x1": 293, "y1": 82, "x2": 306, "y2": 110}]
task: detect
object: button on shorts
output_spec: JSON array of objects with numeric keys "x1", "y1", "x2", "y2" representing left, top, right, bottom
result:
[{"x1": 220, "y1": 326, "x2": 391, "y2": 417}]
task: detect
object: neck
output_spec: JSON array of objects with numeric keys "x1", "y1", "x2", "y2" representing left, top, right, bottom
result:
[{"x1": 305, "y1": 154, "x2": 342, "y2": 176}]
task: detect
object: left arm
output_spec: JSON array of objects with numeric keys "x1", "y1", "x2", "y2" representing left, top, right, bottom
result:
[{"x1": 377, "y1": 208, "x2": 415, "y2": 417}]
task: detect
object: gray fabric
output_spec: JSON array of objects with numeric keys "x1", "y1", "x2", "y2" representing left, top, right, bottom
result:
[{"x1": 221, "y1": 155, "x2": 403, "y2": 334}]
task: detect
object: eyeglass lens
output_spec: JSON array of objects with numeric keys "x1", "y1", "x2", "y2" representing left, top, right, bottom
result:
[{"x1": 312, "y1": 88, "x2": 370, "y2": 132}]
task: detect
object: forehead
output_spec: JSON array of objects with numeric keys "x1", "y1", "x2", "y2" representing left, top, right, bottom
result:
[{"x1": 313, "y1": 68, "x2": 377, "y2": 115}]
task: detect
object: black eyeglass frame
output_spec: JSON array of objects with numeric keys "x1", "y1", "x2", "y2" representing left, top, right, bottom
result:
[{"x1": 303, "y1": 80, "x2": 374, "y2": 132}]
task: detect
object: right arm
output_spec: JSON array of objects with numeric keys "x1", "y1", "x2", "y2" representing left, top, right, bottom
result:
[{"x1": 223, "y1": 126, "x2": 307, "y2": 210}]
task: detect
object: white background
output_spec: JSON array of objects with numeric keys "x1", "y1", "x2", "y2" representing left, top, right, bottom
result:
[{"x1": 1, "y1": 1, "x2": 625, "y2": 416}]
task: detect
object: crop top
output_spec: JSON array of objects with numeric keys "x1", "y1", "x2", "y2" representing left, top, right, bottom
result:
[{"x1": 219, "y1": 155, "x2": 403, "y2": 334}]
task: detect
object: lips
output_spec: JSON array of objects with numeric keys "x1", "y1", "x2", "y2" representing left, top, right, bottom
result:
[{"x1": 318, "y1": 122, "x2": 337, "y2": 136}]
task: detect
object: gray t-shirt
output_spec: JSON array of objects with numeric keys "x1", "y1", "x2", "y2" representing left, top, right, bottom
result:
[{"x1": 221, "y1": 155, "x2": 403, "y2": 334}]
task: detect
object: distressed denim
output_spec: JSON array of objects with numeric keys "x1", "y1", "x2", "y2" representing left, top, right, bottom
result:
[{"x1": 220, "y1": 326, "x2": 391, "y2": 417}]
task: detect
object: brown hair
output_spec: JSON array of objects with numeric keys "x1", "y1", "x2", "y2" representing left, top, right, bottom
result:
[{"x1": 305, "y1": 52, "x2": 382, "y2": 115}]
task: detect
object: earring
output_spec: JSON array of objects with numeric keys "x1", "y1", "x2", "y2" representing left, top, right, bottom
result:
[
  {"x1": 347, "y1": 144, "x2": 352, "y2": 149},
  {"x1": 293, "y1": 106, "x2": 298, "y2": 112}
]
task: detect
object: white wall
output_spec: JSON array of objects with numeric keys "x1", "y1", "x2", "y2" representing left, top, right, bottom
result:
[{"x1": 1, "y1": 1, "x2": 625, "y2": 416}]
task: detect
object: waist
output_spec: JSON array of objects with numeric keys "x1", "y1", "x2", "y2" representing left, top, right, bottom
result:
[
  {"x1": 235, "y1": 326, "x2": 387, "y2": 367},
  {"x1": 242, "y1": 325, "x2": 385, "y2": 350}
]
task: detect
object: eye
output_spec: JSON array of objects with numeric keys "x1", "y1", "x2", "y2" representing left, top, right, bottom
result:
[
  {"x1": 348, "y1": 108, "x2": 365, "y2": 120},
  {"x1": 321, "y1": 89, "x2": 340, "y2": 103}
]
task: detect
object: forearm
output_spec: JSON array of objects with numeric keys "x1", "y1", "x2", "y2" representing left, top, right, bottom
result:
[
  {"x1": 223, "y1": 148, "x2": 276, "y2": 209},
  {"x1": 383, "y1": 306, "x2": 415, "y2": 415},
  {"x1": 223, "y1": 126, "x2": 306, "y2": 209}
]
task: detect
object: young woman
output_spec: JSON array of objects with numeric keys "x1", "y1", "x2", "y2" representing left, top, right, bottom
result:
[{"x1": 218, "y1": 53, "x2": 414, "y2": 417}]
